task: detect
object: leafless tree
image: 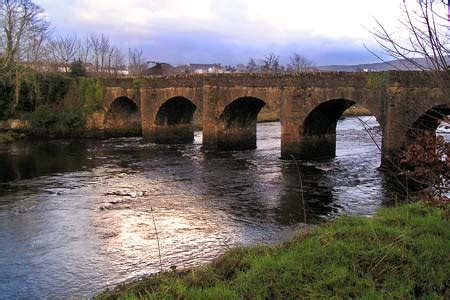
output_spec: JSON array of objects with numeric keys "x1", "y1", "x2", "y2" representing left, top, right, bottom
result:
[
  {"x1": 0, "y1": 0, "x2": 50, "y2": 70},
  {"x1": 246, "y1": 58, "x2": 259, "y2": 73},
  {"x1": 0, "y1": 0, "x2": 51, "y2": 115},
  {"x1": 88, "y1": 32, "x2": 101, "y2": 72},
  {"x1": 22, "y1": 27, "x2": 50, "y2": 70},
  {"x1": 370, "y1": 0, "x2": 449, "y2": 74},
  {"x1": 98, "y1": 34, "x2": 111, "y2": 73},
  {"x1": 77, "y1": 36, "x2": 91, "y2": 65},
  {"x1": 107, "y1": 46, "x2": 125, "y2": 75},
  {"x1": 128, "y1": 48, "x2": 147, "y2": 76},
  {"x1": 261, "y1": 52, "x2": 280, "y2": 73},
  {"x1": 288, "y1": 52, "x2": 314, "y2": 73},
  {"x1": 370, "y1": 0, "x2": 449, "y2": 205},
  {"x1": 49, "y1": 35, "x2": 80, "y2": 72}
]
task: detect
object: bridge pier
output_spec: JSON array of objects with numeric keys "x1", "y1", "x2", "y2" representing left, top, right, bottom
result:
[
  {"x1": 202, "y1": 94, "x2": 265, "y2": 151},
  {"x1": 135, "y1": 72, "x2": 449, "y2": 163},
  {"x1": 146, "y1": 124, "x2": 194, "y2": 144},
  {"x1": 141, "y1": 93, "x2": 198, "y2": 144},
  {"x1": 217, "y1": 126, "x2": 258, "y2": 150},
  {"x1": 281, "y1": 134, "x2": 337, "y2": 160}
]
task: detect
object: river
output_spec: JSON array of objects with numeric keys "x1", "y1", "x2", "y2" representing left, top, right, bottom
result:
[{"x1": 0, "y1": 116, "x2": 442, "y2": 299}]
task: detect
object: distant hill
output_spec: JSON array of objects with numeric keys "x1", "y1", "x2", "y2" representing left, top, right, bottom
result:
[{"x1": 317, "y1": 56, "x2": 450, "y2": 72}]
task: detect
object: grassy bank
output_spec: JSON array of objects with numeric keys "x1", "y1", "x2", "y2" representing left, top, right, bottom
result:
[{"x1": 97, "y1": 203, "x2": 449, "y2": 299}]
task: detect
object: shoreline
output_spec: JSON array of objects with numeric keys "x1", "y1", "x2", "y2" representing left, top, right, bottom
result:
[{"x1": 96, "y1": 203, "x2": 449, "y2": 299}]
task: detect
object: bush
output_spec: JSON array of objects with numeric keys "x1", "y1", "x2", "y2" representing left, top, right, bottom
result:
[
  {"x1": 400, "y1": 131, "x2": 450, "y2": 213},
  {"x1": 30, "y1": 105, "x2": 86, "y2": 130},
  {"x1": 0, "y1": 80, "x2": 14, "y2": 120},
  {"x1": 70, "y1": 59, "x2": 87, "y2": 77},
  {"x1": 57, "y1": 107, "x2": 85, "y2": 129},
  {"x1": 30, "y1": 105, "x2": 58, "y2": 128}
]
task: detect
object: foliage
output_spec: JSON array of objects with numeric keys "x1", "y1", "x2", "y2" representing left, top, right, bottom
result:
[
  {"x1": 34, "y1": 73, "x2": 73, "y2": 107},
  {"x1": 70, "y1": 59, "x2": 87, "y2": 77},
  {"x1": 96, "y1": 203, "x2": 450, "y2": 299},
  {"x1": 366, "y1": 72, "x2": 389, "y2": 91},
  {"x1": 132, "y1": 78, "x2": 142, "y2": 91},
  {"x1": 399, "y1": 132, "x2": 450, "y2": 214},
  {"x1": 30, "y1": 104, "x2": 85, "y2": 130},
  {"x1": 0, "y1": 80, "x2": 14, "y2": 120},
  {"x1": 0, "y1": 71, "x2": 72, "y2": 119},
  {"x1": 79, "y1": 77, "x2": 104, "y2": 113},
  {"x1": 30, "y1": 105, "x2": 58, "y2": 128}
]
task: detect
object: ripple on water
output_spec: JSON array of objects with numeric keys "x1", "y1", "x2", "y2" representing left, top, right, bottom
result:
[{"x1": 0, "y1": 117, "x2": 431, "y2": 298}]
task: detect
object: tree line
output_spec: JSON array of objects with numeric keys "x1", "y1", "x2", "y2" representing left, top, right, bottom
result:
[
  {"x1": 0, "y1": 0, "x2": 151, "y2": 77},
  {"x1": 0, "y1": 0, "x2": 317, "y2": 78}
]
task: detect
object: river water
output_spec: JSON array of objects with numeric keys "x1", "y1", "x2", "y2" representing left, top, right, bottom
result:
[{"x1": 0, "y1": 117, "x2": 438, "y2": 299}]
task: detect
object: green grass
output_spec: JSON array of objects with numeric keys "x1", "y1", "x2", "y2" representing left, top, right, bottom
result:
[{"x1": 97, "y1": 204, "x2": 450, "y2": 299}]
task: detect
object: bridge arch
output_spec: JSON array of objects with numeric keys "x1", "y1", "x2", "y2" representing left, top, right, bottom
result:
[
  {"x1": 406, "y1": 104, "x2": 450, "y2": 141},
  {"x1": 152, "y1": 96, "x2": 197, "y2": 143},
  {"x1": 298, "y1": 98, "x2": 381, "y2": 160},
  {"x1": 216, "y1": 96, "x2": 266, "y2": 150},
  {"x1": 104, "y1": 96, "x2": 141, "y2": 137}
]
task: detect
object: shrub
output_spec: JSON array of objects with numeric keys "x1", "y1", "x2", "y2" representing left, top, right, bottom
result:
[
  {"x1": 30, "y1": 105, "x2": 86, "y2": 130},
  {"x1": 399, "y1": 131, "x2": 450, "y2": 214},
  {"x1": 30, "y1": 105, "x2": 58, "y2": 128},
  {"x1": 70, "y1": 59, "x2": 87, "y2": 77}
]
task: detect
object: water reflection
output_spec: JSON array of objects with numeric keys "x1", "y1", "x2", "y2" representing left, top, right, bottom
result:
[
  {"x1": 0, "y1": 140, "x2": 91, "y2": 184},
  {"x1": 0, "y1": 117, "x2": 419, "y2": 298}
]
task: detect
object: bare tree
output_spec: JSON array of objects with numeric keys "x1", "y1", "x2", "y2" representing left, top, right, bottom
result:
[
  {"x1": 261, "y1": 53, "x2": 280, "y2": 73},
  {"x1": 98, "y1": 34, "x2": 110, "y2": 73},
  {"x1": 370, "y1": 0, "x2": 449, "y2": 74},
  {"x1": 0, "y1": 0, "x2": 50, "y2": 70},
  {"x1": 49, "y1": 35, "x2": 80, "y2": 72},
  {"x1": 0, "y1": 0, "x2": 50, "y2": 115},
  {"x1": 246, "y1": 57, "x2": 259, "y2": 73},
  {"x1": 370, "y1": 0, "x2": 449, "y2": 205},
  {"x1": 288, "y1": 52, "x2": 314, "y2": 73},
  {"x1": 23, "y1": 26, "x2": 50, "y2": 70},
  {"x1": 107, "y1": 46, "x2": 125, "y2": 76},
  {"x1": 88, "y1": 32, "x2": 101, "y2": 72},
  {"x1": 78, "y1": 36, "x2": 91, "y2": 65},
  {"x1": 128, "y1": 48, "x2": 147, "y2": 76}
]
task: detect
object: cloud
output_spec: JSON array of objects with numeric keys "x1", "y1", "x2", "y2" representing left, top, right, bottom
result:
[{"x1": 34, "y1": 0, "x2": 404, "y2": 65}]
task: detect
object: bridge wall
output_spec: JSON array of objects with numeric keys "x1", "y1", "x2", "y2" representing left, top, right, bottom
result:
[{"x1": 99, "y1": 72, "x2": 449, "y2": 165}]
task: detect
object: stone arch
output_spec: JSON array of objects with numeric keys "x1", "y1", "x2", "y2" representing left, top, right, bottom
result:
[
  {"x1": 406, "y1": 104, "x2": 450, "y2": 139},
  {"x1": 104, "y1": 96, "x2": 141, "y2": 137},
  {"x1": 152, "y1": 96, "x2": 197, "y2": 143},
  {"x1": 299, "y1": 98, "x2": 381, "y2": 159},
  {"x1": 155, "y1": 96, "x2": 197, "y2": 126},
  {"x1": 217, "y1": 97, "x2": 266, "y2": 150}
]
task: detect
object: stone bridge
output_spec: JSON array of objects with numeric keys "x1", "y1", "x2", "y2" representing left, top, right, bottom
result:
[{"x1": 98, "y1": 72, "x2": 450, "y2": 165}]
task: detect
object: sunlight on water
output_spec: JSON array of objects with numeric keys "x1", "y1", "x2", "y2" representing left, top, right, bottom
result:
[{"x1": 0, "y1": 117, "x2": 408, "y2": 298}]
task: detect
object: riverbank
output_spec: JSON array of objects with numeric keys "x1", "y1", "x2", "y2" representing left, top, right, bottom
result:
[
  {"x1": 0, "y1": 131, "x2": 27, "y2": 144},
  {"x1": 97, "y1": 203, "x2": 449, "y2": 299}
]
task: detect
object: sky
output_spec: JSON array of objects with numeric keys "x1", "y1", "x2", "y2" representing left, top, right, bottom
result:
[{"x1": 34, "y1": 0, "x2": 410, "y2": 66}]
